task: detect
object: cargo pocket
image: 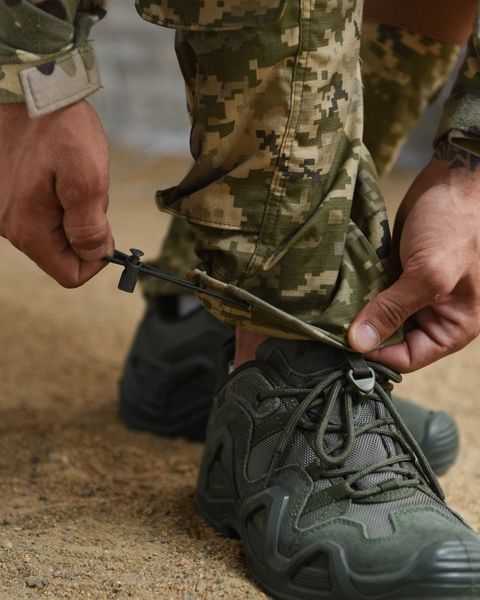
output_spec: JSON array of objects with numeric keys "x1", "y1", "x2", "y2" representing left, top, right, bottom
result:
[
  {"x1": 150, "y1": 0, "x2": 295, "y2": 234},
  {"x1": 135, "y1": 0, "x2": 288, "y2": 31}
]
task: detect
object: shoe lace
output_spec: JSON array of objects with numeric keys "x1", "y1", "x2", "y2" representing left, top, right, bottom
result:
[{"x1": 259, "y1": 354, "x2": 444, "y2": 501}]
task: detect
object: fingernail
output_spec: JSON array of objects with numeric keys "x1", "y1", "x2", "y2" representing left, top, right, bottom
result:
[{"x1": 353, "y1": 323, "x2": 380, "y2": 352}]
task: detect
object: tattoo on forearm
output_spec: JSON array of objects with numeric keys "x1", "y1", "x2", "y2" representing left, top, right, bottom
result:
[{"x1": 434, "y1": 137, "x2": 480, "y2": 171}]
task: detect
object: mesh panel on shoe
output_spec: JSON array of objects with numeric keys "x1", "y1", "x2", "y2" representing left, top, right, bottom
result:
[
  {"x1": 284, "y1": 432, "x2": 317, "y2": 469},
  {"x1": 248, "y1": 396, "x2": 404, "y2": 490},
  {"x1": 300, "y1": 396, "x2": 433, "y2": 529},
  {"x1": 299, "y1": 490, "x2": 457, "y2": 536},
  {"x1": 341, "y1": 397, "x2": 402, "y2": 490},
  {"x1": 247, "y1": 432, "x2": 282, "y2": 480},
  {"x1": 247, "y1": 430, "x2": 320, "y2": 481}
]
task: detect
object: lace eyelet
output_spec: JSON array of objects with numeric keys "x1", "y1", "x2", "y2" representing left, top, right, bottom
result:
[{"x1": 347, "y1": 367, "x2": 375, "y2": 395}]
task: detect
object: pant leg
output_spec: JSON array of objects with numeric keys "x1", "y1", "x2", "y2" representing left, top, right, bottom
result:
[
  {"x1": 141, "y1": 5, "x2": 460, "y2": 334},
  {"x1": 361, "y1": 22, "x2": 461, "y2": 177},
  {"x1": 137, "y1": 0, "x2": 391, "y2": 349}
]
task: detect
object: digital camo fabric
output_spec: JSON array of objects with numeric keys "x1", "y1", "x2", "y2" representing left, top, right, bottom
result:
[
  {"x1": 362, "y1": 22, "x2": 461, "y2": 177},
  {"x1": 143, "y1": 0, "x2": 395, "y2": 347},
  {"x1": 0, "y1": 0, "x2": 107, "y2": 116},
  {"x1": 134, "y1": 0, "x2": 287, "y2": 30},
  {"x1": 147, "y1": 21, "x2": 461, "y2": 300},
  {"x1": 141, "y1": 217, "x2": 197, "y2": 298}
]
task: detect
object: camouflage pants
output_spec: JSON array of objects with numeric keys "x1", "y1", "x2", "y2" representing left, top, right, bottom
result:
[{"x1": 139, "y1": 2, "x2": 460, "y2": 348}]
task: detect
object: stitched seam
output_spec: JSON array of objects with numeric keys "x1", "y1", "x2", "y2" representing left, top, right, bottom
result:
[
  {"x1": 157, "y1": 206, "x2": 260, "y2": 232},
  {"x1": 138, "y1": 1, "x2": 288, "y2": 31},
  {"x1": 297, "y1": 506, "x2": 460, "y2": 545},
  {"x1": 236, "y1": 1, "x2": 305, "y2": 286},
  {"x1": 22, "y1": 43, "x2": 97, "y2": 112}
]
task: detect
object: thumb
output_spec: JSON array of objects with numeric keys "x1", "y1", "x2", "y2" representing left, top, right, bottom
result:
[
  {"x1": 348, "y1": 270, "x2": 439, "y2": 353},
  {"x1": 63, "y1": 200, "x2": 114, "y2": 262}
]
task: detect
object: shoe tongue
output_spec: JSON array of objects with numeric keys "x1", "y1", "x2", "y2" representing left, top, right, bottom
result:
[
  {"x1": 257, "y1": 338, "x2": 403, "y2": 491},
  {"x1": 256, "y1": 338, "x2": 348, "y2": 424},
  {"x1": 256, "y1": 339, "x2": 346, "y2": 386}
]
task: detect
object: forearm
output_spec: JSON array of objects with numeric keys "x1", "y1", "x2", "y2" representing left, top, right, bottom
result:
[{"x1": 0, "y1": 0, "x2": 107, "y2": 117}]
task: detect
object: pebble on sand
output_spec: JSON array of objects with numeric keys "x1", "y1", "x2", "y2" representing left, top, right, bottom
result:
[{"x1": 25, "y1": 576, "x2": 47, "y2": 588}]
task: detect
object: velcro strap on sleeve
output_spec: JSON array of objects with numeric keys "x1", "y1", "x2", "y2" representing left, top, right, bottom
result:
[{"x1": 19, "y1": 41, "x2": 100, "y2": 118}]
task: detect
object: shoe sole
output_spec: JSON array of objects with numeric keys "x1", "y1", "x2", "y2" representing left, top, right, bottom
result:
[{"x1": 118, "y1": 397, "x2": 210, "y2": 441}]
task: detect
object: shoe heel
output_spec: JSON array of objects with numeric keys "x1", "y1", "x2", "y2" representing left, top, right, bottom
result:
[{"x1": 196, "y1": 489, "x2": 240, "y2": 539}]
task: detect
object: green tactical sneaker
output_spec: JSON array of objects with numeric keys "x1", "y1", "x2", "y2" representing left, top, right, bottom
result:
[
  {"x1": 196, "y1": 340, "x2": 480, "y2": 600},
  {"x1": 119, "y1": 297, "x2": 232, "y2": 441},
  {"x1": 118, "y1": 300, "x2": 459, "y2": 474}
]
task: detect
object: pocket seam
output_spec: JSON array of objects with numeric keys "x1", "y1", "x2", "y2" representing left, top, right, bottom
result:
[{"x1": 135, "y1": 0, "x2": 288, "y2": 32}]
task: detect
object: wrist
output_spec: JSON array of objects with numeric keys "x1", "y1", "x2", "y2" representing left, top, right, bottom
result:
[{"x1": 433, "y1": 135, "x2": 480, "y2": 172}]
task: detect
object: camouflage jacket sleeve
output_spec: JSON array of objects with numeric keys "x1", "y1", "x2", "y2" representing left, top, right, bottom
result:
[
  {"x1": 435, "y1": 3, "x2": 480, "y2": 155},
  {"x1": 0, "y1": 0, "x2": 107, "y2": 118}
]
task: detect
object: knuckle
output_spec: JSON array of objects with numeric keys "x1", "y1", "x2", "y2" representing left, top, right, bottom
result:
[
  {"x1": 427, "y1": 277, "x2": 451, "y2": 299},
  {"x1": 63, "y1": 169, "x2": 109, "y2": 205},
  {"x1": 443, "y1": 326, "x2": 471, "y2": 354},
  {"x1": 447, "y1": 337, "x2": 465, "y2": 354},
  {"x1": 458, "y1": 316, "x2": 479, "y2": 343},
  {"x1": 68, "y1": 222, "x2": 107, "y2": 250},
  {"x1": 421, "y1": 260, "x2": 455, "y2": 297}
]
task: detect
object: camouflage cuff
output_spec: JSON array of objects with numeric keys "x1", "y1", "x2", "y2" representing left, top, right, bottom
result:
[
  {"x1": 190, "y1": 267, "x2": 404, "y2": 350},
  {"x1": 0, "y1": 41, "x2": 100, "y2": 118},
  {"x1": 435, "y1": 21, "x2": 480, "y2": 153}
]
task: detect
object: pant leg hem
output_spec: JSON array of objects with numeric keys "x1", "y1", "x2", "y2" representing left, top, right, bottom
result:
[{"x1": 190, "y1": 267, "x2": 351, "y2": 350}]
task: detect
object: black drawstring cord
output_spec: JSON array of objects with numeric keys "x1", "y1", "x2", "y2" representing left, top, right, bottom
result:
[{"x1": 103, "y1": 248, "x2": 251, "y2": 311}]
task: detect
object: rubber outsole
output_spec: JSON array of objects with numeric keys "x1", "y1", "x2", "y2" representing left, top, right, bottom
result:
[{"x1": 197, "y1": 488, "x2": 480, "y2": 600}]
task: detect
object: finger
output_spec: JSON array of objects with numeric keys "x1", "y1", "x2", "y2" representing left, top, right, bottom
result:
[
  {"x1": 365, "y1": 327, "x2": 450, "y2": 373},
  {"x1": 55, "y1": 147, "x2": 112, "y2": 262},
  {"x1": 23, "y1": 223, "x2": 107, "y2": 287},
  {"x1": 63, "y1": 203, "x2": 114, "y2": 261},
  {"x1": 348, "y1": 267, "x2": 455, "y2": 353},
  {"x1": 365, "y1": 302, "x2": 477, "y2": 372}
]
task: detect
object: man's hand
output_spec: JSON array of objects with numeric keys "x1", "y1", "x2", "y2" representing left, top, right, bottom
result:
[
  {"x1": 0, "y1": 101, "x2": 114, "y2": 287},
  {"x1": 349, "y1": 147, "x2": 480, "y2": 372}
]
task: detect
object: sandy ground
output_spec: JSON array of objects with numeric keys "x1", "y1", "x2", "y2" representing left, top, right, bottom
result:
[{"x1": 1, "y1": 153, "x2": 480, "y2": 599}]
